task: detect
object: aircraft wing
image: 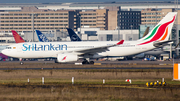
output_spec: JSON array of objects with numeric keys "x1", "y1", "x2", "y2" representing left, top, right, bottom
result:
[
  {"x1": 153, "y1": 40, "x2": 174, "y2": 47},
  {"x1": 74, "y1": 40, "x2": 124, "y2": 55}
]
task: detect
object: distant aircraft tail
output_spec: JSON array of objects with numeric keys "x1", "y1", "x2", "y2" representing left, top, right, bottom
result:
[
  {"x1": 142, "y1": 27, "x2": 149, "y2": 38},
  {"x1": 67, "y1": 28, "x2": 82, "y2": 41},
  {"x1": 35, "y1": 30, "x2": 49, "y2": 42},
  {"x1": 11, "y1": 30, "x2": 25, "y2": 43},
  {"x1": 138, "y1": 12, "x2": 177, "y2": 45}
]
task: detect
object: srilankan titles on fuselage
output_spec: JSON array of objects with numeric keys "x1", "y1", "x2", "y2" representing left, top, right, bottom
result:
[
  {"x1": 22, "y1": 43, "x2": 67, "y2": 51},
  {"x1": 21, "y1": 42, "x2": 136, "y2": 52}
]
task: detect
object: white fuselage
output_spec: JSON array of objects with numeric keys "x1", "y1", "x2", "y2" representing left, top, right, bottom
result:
[
  {"x1": 2, "y1": 12, "x2": 177, "y2": 60},
  {"x1": 2, "y1": 41, "x2": 155, "y2": 59}
]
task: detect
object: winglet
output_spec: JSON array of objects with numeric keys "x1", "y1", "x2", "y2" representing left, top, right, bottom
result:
[
  {"x1": 116, "y1": 40, "x2": 124, "y2": 45},
  {"x1": 11, "y1": 30, "x2": 25, "y2": 43}
]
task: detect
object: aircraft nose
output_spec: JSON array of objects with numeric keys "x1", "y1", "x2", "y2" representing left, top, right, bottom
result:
[{"x1": 1, "y1": 49, "x2": 7, "y2": 55}]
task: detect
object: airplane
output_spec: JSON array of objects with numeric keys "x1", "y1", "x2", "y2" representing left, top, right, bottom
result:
[
  {"x1": 35, "y1": 30, "x2": 50, "y2": 42},
  {"x1": 1, "y1": 30, "x2": 25, "y2": 53},
  {"x1": 67, "y1": 28, "x2": 81, "y2": 41},
  {"x1": 2, "y1": 12, "x2": 177, "y2": 64},
  {"x1": 66, "y1": 25, "x2": 168, "y2": 60},
  {"x1": 11, "y1": 30, "x2": 25, "y2": 43},
  {"x1": 142, "y1": 27, "x2": 149, "y2": 38},
  {"x1": 12, "y1": 30, "x2": 49, "y2": 43},
  {"x1": 12, "y1": 30, "x2": 52, "y2": 62},
  {"x1": 0, "y1": 30, "x2": 25, "y2": 62},
  {"x1": 36, "y1": 28, "x2": 81, "y2": 42},
  {"x1": 134, "y1": 27, "x2": 165, "y2": 59}
]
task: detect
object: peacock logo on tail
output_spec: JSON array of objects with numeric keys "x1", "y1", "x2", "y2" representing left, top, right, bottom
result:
[{"x1": 138, "y1": 15, "x2": 176, "y2": 45}]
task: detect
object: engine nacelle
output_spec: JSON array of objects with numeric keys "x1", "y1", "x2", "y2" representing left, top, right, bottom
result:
[{"x1": 57, "y1": 53, "x2": 78, "y2": 63}]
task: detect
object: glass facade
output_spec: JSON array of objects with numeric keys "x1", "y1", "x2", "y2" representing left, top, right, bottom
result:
[
  {"x1": 107, "y1": 34, "x2": 113, "y2": 41},
  {"x1": 117, "y1": 11, "x2": 141, "y2": 30},
  {"x1": 139, "y1": 24, "x2": 155, "y2": 39}
]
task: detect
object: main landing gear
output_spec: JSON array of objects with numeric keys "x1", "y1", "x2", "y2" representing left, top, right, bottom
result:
[
  {"x1": 19, "y1": 58, "x2": 24, "y2": 65},
  {"x1": 82, "y1": 59, "x2": 94, "y2": 64}
]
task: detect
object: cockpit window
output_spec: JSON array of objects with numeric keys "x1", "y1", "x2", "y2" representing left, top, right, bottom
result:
[{"x1": 6, "y1": 47, "x2": 12, "y2": 49}]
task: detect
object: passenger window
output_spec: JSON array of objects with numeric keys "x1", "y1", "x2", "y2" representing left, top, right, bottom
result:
[{"x1": 6, "y1": 47, "x2": 12, "y2": 49}]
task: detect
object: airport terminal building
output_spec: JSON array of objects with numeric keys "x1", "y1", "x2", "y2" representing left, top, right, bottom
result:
[{"x1": 0, "y1": 6, "x2": 141, "y2": 43}]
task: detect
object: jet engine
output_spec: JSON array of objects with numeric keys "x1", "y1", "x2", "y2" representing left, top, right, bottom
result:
[{"x1": 57, "y1": 53, "x2": 78, "y2": 63}]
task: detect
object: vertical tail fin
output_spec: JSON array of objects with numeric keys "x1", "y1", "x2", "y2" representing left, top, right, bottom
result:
[
  {"x1": 67, "y1": 28, "x2": 82, "y2": 41},
  {"x1": 11, "y1": 30, "x2": 25, "y2": 43},
  {"x1": 142, "y1": 27, "x2": 149, "y2": 38},
  {"x1": 35, "y1": 30, "x2": 49, "y2": 42},
  {"x1": 138, "y1": 12, "x2": 177, "y2": 45}
]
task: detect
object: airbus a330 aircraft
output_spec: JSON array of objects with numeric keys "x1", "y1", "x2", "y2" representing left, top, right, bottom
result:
[{"x1": 2, "y1": 12, "x2": 177, "y2": 64}]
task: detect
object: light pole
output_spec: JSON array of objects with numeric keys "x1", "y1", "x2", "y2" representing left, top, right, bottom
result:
[
  {"x1": 130, "y1": 25, "x2": 133, "y2": 41},
  {"x1": 30, "y1": 13, "x2": 38, "y2": 42},
  {"x1": 30, "y1": 13, "x2": 34, "y2": 42},
  {"x1": 80, "y1": 15, "x2": 81, "y2": 39},
  {"x1": 118, "y1": 26, "x2": 120, "y2": 41},
  {"x1": 77, "y1": 13, "x2": 81, "y2": 39},
  {"x1": 63, "y1": 12, "x2": 64, "y2": 32},
  {"x1": 174, "y1": 0, "x2": 179, "y2": 56},
  {"x1": 170, "y1": 31, "x2": 172, "y2": 59},
  {"x1": 156, "y1": 6, "x2": 157, "y2": 25}
]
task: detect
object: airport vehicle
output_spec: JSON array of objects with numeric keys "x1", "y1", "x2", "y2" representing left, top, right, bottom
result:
[
  {"x1": 35, "y1": 30, "x2": 50, "y2": 42},
  {"x1": 2, "y1": 12, "x2": 177, "y2": 64},
  {"x1": 144, "y1": 56, "x2": 156, "y2": 61},
  {"x1": 67, "y1": 28, "x2": 81, "y2": 41}
]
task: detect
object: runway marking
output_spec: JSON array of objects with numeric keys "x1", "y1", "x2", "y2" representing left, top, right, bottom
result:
[
  {"x1": 0, "y1": 67, "x2": 173, "y2": 70},
  {"x1": 80, "y1": 85, "x2": 156, "y2": 89}
]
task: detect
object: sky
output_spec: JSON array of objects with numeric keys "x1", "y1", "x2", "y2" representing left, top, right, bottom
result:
[{"x1": 0, "y1": 0, "x2": 174, "y2": 3}]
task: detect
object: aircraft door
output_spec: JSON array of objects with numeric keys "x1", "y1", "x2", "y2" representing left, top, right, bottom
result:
[{"x1": 17, "y1": 46, "x2": 22, "y2": 52}]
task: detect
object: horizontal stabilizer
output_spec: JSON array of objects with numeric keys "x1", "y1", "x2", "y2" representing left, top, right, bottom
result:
[{"x1": 153, "y1": 40, "x2": 174, "y2": 47}]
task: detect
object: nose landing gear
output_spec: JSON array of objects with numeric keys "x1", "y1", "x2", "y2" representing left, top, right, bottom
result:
[{"x1": 19, "y1": 58, "x2": 23, "y2": 65}]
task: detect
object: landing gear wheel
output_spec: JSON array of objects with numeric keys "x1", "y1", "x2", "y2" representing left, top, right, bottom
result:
[
  {"x1": 82, "y1": 59, "x2": 89, "y2": 64},
  {"x1": 89, "y1": 61, "x2": 94, "y2": 64},
  {"x1": 54, "y1": 59, "x2": 58, "y2": 63},
  {"x1": 20, "y1": 62, "x2": 24, "y2": 65}
]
